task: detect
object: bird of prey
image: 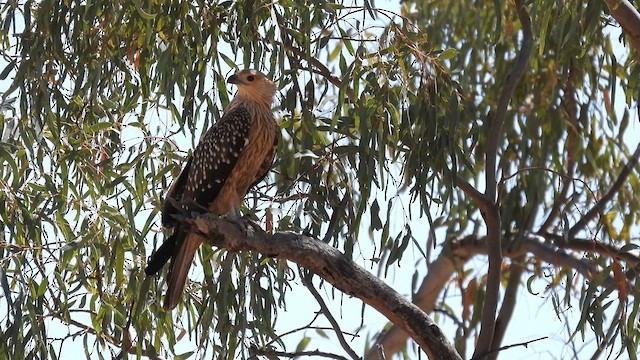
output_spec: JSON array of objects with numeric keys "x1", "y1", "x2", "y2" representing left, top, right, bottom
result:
[{"x1": 145, "y1": 69, "x2": 279, "y2": 310}]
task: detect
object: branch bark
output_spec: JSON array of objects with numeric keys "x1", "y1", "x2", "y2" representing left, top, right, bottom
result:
[
  {"x1": 602, "y1": 0, "x2": 640, "y2": 59},
  {"x1": 364, "y1": 231, "x2": 626, "y2": 359},
  {"x1": 568, "y1": 142, "x2": 640, "y2": 238},
  {"x1": 476, "y1": 1, "x2": 533, "y2": 358},
  {"x1": 186, "y1": 214, "x2": 462, "y2": 360}
]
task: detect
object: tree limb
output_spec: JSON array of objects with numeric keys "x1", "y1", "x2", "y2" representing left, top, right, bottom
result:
[
  {"x1": 364, "y1": 238, "x2": 465, "y2": 360},
  {"x1": 602, "y1": 0, "x2": 640, "y2": 59},
  {"x1": 488, "y1": 257, "x2": 525, "y2": 360},
  {"x1": 364, "y1": 231, "x2": 623, "y2": 360},
  {"x1": 568, "y1": 142, "x2": 640, "y2": 238},
  {"x1": 187, "y1": 214, "x2": 462, "y2": 360},
  {"x1": 476, "y1": 1, "x2": 533, "y2": 357}
]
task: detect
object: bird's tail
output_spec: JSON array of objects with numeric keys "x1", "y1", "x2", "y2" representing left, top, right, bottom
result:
[{"x1": 164, "y1": 231, "x2": 203, "y2": 310}]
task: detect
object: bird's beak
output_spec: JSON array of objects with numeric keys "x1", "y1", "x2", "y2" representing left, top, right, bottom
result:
[{"x1": 227, "y1": 74, "x2": 239, "y2": 84}]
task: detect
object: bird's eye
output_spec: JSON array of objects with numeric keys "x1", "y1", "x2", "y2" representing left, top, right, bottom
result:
[{"x1": 247, "y1": 75, "x2": 255, "y2": 82}]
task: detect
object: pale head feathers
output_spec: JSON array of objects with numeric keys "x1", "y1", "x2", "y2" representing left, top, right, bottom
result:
[{"x1": 227, "y1": 69, "x2": 276, "y2": 108}]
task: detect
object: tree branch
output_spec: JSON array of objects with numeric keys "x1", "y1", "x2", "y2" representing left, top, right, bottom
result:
[
  {"x1": 487, "y1": 257, "x2": 525, "y2": 360},
  {"x1": 602, "y1": 0, "x2": 640, "y2": 59},
  {"x1": 484, "y1": 0, "x2": 533, "y2": 202},
  {"x1": 364, "y1": 231, "x2": 623, "y2": 360},
  {"x1": 187, "y1": 214, "x2": 462, "y2": 360},
  {"x1": 543, "y1": 232, "x2": 640, "y2": 269},
  {"x1": 456, "y1": 176, "x2": 493, "y2": 215},
  {"x1": 364, "y1": 237, "x2": 466, "y2": 360},
  {"x1": 568, "y1": 142, "x2": 640, "y2": 238},
  {"x1": 302, "y1": 273, "x2": 360, "y2": 360},
  {"x1": 476, "y1": 1, "x2": 533, "y2": 357},
  {"x1": 539, "y1": 62, "x2": 580, "y2": 234}
]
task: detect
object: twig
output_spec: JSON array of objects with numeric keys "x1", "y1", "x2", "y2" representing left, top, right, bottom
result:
[
  {"x1": 539, "y1": 63, "x2": 580, "y2": 233},
  {"x1": 476, "y1": 0, "x2": 533, "y2": 357},
  {"x1": 250, "y1": 347, "x2": 350, "y2": 360},
  {"x1": 284, "y1": 44, "x2": 356, "y2": 101},
  {"x1": 568, "y1": 142, "x2": 640, "y2": 238},
  {"x1": 302, "y1": 272, "x2": 360, "y2": 360},
  {"x1": 483, "y1": 336, "x2": 547, "y2": 357}
]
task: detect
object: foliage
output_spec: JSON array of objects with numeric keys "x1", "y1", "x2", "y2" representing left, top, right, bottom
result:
[{"x1": 0, "y1": 0, "x2": 638, "y2": 359}]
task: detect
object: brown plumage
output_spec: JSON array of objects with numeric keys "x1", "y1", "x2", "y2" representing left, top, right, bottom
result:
[{"x1": 145, "y1": 69, "x2": 278, "y2": 310}]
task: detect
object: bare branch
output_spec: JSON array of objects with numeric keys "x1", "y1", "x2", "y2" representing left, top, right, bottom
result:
[
  {"x1": 364, "y1": 238, "x2": 463, "y2": 360},
  {"x1": 302, "y1": 273, "x2": 360, "y2": 360},
  {"x1": 488, "y1": 258, "x2": 525, "y2": 360},
  {"x1": 543, "y1": 232, "x2": 640, "y2": 269},
  {"x1": 484, "y1": 0, "x2": 533, "y2": 202},
  {"x1": 520, "y1": 234, "x2": 617, "y2": 290},
  {"x1": 484, "y1": 336, "x2": 548, "y2": 357},
  {"x1": 602, "y1": 0, "x2": 640, "y2": 59},
  {"x1": 568, "y1": 142, "x2": 640, "y2": 238},
  {"x1": 250, "y1": 346, "x2": 350, "y2": 360},
  {"x1": 456, "y1": 176, "x2": 493, "y2": 215},
  {"x1": 476, "y1": 0, "x2": 533, "y2": 357},
  {"x1": 186, "y1": 215, "x2": 462, "y2": 360}
]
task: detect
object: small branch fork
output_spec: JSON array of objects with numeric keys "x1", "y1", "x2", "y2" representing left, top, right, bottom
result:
[
  {"x1": 568, "y1": 142, "x2": 640, "y2": 239},
  {"x1": 302, "y1": 272, "x2": 360, "y2": 360}
]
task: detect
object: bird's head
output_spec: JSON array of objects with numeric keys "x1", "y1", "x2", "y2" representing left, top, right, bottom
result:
[{"x1": 227, "y1": 69, "x2": 276, "y2": 107}]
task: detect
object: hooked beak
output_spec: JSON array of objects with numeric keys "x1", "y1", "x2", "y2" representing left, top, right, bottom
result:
[{"x1": 227, "y1": 74, "x2": 239, "y2": 84}]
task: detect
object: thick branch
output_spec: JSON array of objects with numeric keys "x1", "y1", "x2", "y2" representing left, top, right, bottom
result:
[
  {"x1": 476, "y1": 2, "x2": 533, "y2": 357},
  {"x1": 488, "y1": 257, "x2": 524, "y2": 360},
  {"x1": 544, "y1": 232, "x2": 640, "y2": 269},
  {"x1": 364, "y1": 239, "x2": 468, "y2": 360},
  {"x1": 456, "y1": 176, "x2": 493, "y2": 215},
  {"x1": 568, "y1": 142, "x2": 640, "y2": 238},
  {"x1": 602, "y1": 0, "x2": 640, "y2": 58},
  {"x1": 189, "y1": 214, "x2": 462, "y2": 360},
  {"x1": 484, "y1": 0, "x2": 533, "y2": 202},
  {"x1": 365, "y1": 231, "x2": 622, "y2": 360}
]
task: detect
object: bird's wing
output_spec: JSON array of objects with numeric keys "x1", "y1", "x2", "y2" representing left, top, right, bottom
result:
[
  {"x1": 145, "y1": 106, "x2": 252, "y2": 279},
  {"x1": 161, "y1": 156, "x2": 193, "y2": 228},
  {"x1": 181, "y1": 106, "x2": 252, "y2": 204},
  {"x1": 163, "y1": 107, "x2": 252, "y2": 309}
]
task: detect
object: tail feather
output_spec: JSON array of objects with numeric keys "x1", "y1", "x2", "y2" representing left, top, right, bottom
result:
[
  {"x1": 164, "y1": 231, "x2": 203, "y2": 310},
  {"x1": 145, "y1": 235, "x2": 176, "y2": 276}
]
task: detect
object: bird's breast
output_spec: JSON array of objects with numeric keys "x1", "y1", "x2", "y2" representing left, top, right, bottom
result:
[{"x1": 209, "y1": 110, "x2": 278, "y2": 216}]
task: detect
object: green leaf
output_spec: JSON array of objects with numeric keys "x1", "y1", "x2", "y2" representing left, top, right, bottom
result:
[{"x1": 438, "y1": 48, "x2": 458, "y2": 60}]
